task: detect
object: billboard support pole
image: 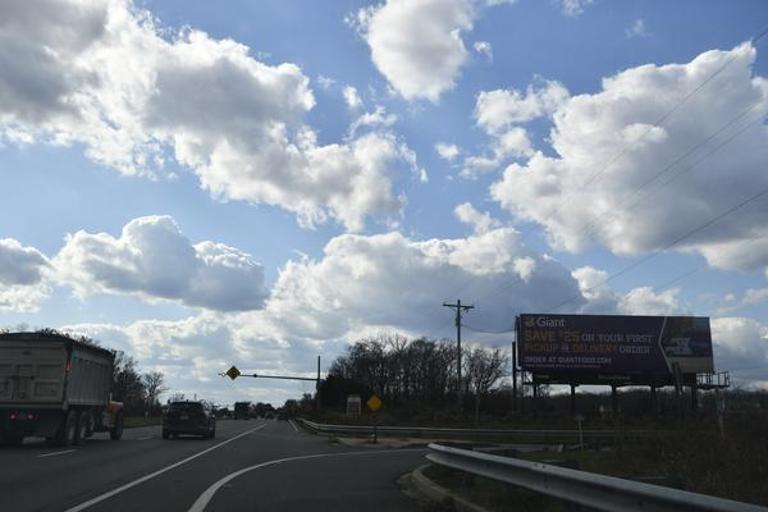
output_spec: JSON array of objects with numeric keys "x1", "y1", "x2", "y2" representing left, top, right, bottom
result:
[
  {"x1": 512, "y1": 341, "x2": 518, "y2": 413},
  {"x1": 650, "y1": 385, "x2": 658, "y2": 415},
  {"x1": 570, "y1": 384, "x2": 577, "y2": 416},
  {"x1": 316, "y1": 355, "x2": 321, "y2": 410},
  {"x1": 690, "y1": 379, "x2": 698, "y2": 412},
  {"x1": 611, "y1": 385, "x2": 618, "y2": 416}
]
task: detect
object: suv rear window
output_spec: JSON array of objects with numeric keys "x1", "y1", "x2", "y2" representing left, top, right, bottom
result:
[{"x1": 169, "y1": 402, "x2": 203, "y2": 413}]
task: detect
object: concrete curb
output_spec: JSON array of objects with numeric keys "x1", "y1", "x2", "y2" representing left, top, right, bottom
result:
[{"x1": 407, "y1": 464, "x2": 491, "y2": 512}]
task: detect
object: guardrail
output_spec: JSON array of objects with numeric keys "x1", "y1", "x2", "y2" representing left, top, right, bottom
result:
[
  {"x1": 426, "y1": 443, "x2": 768, "y2": 512},
  {"x1": 296, "y1": 418, "x2": 661, "y2": 441}
]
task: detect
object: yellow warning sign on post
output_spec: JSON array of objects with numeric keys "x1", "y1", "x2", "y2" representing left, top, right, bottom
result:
[
  {"x1": 226, "y1": 366, "x2": 241, "y2": 380},
  {"x1": 366, "y1": 394, "x2": 382, "y2": 412}
]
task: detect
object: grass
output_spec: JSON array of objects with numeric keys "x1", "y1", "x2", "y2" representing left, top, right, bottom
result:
[
  {"x1": 422, "y1": 464, "x2": 565, "y2": 512},
  {"x1": 123, "y1": 416, "x2": 163, "y2": 428},
  {"x1": 419, "y1": 409, "x2": 768, "y2": 510},
  {"x1": 518, "y1": 415, "x2": 768, "y2": 507}
]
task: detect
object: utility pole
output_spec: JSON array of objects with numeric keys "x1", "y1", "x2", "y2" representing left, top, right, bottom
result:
[{"x1": 443, "y1": 300, "x2": 474, "y2": 413}]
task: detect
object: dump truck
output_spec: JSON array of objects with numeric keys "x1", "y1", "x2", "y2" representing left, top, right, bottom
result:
[
  {"x1": 233, "y1": 401, "x2": 252, "y2": 420},
  {"x1": 0, "y1": 332, "x2": 124, "y2": 447}
]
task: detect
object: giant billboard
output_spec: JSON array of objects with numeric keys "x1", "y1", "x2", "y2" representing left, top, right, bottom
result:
[{"x1": 517, "y1": 314, "x2": 713, "y2": 384}]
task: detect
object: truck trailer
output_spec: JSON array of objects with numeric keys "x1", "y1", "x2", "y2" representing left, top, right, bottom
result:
[{"x1": 0, "y1": 332, "x2": 124, "y2": 447}]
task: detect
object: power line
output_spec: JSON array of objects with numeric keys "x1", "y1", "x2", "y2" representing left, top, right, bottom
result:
[
  {"x1": 457, "y1": 102, "x2": 766, "y2": 311},
  {"x1": 463, "y1": 323, "x2": 516, "y2": 335},
  {"x1": 442, "y1": 24, "x2": 768, "y2": 306},
  {"x1": 548, "y1": 181, "x2": 768, "y2": 312},
  {"x1": 577, "y1": 106, "x2": 766, "y2": 244},
  {"x1": 515, "y1": 23, "x2": 768, "y2": 244}
]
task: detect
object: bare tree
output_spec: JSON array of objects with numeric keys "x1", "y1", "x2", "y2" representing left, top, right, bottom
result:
[
  {"x1": 142, "y1": 371, "x2": 167, "y2": 414},
  {"x1": 467, "y1": 346, "x2": 508, "y2": 425}
]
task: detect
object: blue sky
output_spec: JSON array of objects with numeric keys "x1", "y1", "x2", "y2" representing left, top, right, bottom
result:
[{"x1": 1, "y1": 0, "x2": 767, "y2": 403}]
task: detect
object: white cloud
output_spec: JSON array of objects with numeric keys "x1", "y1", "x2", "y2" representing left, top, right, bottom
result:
[
  {"x1": 619, "y1": 286, "x2": 682, "y2": 316},
  {"x1": 52, "y1": 223, "x2": 768, "y2": 398},
  {"x1": 0, "y1": 239, "x2": 52, "y2": 312},
  {"x1": 0, "y1": 283, "x2": 51, "y2": 314},
  {"x1": 317, "y1": 75, "x2": 336, "y2": 89},
  {"x1": 348, "y1": 106, "x2": 398, "y2": 137},
  {"x1": 475, "y1": 79, "x2": 570, "y2": 134},
  {"x1": 343, "y1": 85, "x2": 363, "y2": 110},
  {"x1": 558, "y1": 0, "x2": 593, "y2": 17},
  {"x1": 625, "y1": 18, "x2": 650, "y2": 39},
  {"x1": 266, "y1": 227, "x2": 583, "y2": 337},
  {"x1": 350, "y1": 0, "x2": 485, "y2": 102},
  {"x1": 474, "y1": 40, "x2": 493, "y2": 61},
  {"x1": 462, "y1": 80, "x2": 566, "y2": 176},
  {"x1": 461, "y1": 126, "x2": 533, "y2": 177},
  {"x1": 54, "y1": 216, "x2": 267, "y2": 311},
  {"x1": 491, "y1": 44, "x2": 768, "y2": 271},
  {"x1": 57, "y1": 222, "x2": 591, "y2": 403},
  {"x1": 711, "y1": 317, "x2": 768, "y2": 387},
  {"x1": 0, "y1": 0, "x2": 416, "y2": 232},
  {"x1": 572, "y1": 266, "x2": 683, "y2": 315},
  {"x1": 0, "y1": 238, "x2": 49, "y2": 286},
  {"x1": 435, "y1": 142, "x2": 461, "y2": 161},
  {"x1": 454, "y1": 202, "x2": 501, "y2": 234},
  {"x1": 716, "y1": 286, "x2": 768, "y2": 314},
  {"x1": 743, "y1": 288, "x2": 768, "y2": 305}
]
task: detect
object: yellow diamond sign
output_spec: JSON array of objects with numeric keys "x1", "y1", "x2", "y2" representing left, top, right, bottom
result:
[
  {"x1": 366, "y1": 394, "x2": 382, "y2": 412},
  {"x1": 226, "y1": 366, "x2": 241, "y2": 380}
]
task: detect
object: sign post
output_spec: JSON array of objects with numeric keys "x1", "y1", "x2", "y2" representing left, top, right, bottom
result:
[
  {"x1": 367, "y1": 394, "x2": 382, "y2": 444},
  {"x1": 575, "y1": 413, "x2": 585, "y2": 451}
]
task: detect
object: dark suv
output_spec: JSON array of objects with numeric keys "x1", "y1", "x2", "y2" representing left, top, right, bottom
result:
[{"x1": 162, "y1": 401, "x2": 216, "y2": 439}]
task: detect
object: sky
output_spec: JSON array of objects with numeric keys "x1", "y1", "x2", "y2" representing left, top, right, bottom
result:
[{"x1": 1, "y1": 0, "x2": 768, "y2": 406}]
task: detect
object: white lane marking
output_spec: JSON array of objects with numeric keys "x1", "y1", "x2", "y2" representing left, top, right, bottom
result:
[
  {"x1": 135, "y1": 436, "x2": 153, "y2": 440},
  {"x1": 188, "y1": 448, "x2": 424, "y2": 512},
  {"x1": 288, "y1": 420, "x2": 299, "y2": 433},
  {"x1": 63, "y1": 423, "x2": 266, "y2": 512},
  {"x1": 37, "y1": 449, "x2": 76, "y2": 458}
]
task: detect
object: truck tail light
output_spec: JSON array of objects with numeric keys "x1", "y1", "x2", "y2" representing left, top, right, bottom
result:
[
  {"x1": 27, "y1": 413, "x2": 34, "y2": 421},
  {"x1": 65, "y1": 360, "x2": 72, "y2": 373},
  {"x1": 9, "y1": 413, "x2": 16, "y2": 421}
]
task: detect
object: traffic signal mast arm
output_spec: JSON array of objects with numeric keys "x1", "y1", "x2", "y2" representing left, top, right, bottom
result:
[{"x1": 239, "y1": 373, "x2": 319, "y2": 382}]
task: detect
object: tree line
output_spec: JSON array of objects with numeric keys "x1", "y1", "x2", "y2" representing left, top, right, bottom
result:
[{"x1": 320, "y1": 333, "x2": 508, "y2": 420}]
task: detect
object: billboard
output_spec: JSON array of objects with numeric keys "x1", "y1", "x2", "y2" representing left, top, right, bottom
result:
[{"x1": 517, "y1": 314, "x2": 713, "y2": 384}]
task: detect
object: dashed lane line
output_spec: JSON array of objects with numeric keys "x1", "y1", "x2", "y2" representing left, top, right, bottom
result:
[{"x1": 37, "y1": 449, "x2": 77, "y2": 458}]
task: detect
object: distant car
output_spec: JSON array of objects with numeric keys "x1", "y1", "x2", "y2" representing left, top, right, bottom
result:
[
  {"x1": 162, "y1": 401, "x2": 216, "y2": 439},
  {"x1": 277, "y1": 411, "x2": 288, "y2": 421},
  {"x1": 265, "y1": 412, "x2": 275, "y2": 419}
]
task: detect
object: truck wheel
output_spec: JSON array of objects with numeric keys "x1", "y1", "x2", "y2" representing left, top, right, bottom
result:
[
  {"x1": 73, "y1": 412, "x2": 89, "y2": 446},
  {"x1": 51, "y1": 410, "x2": 76, "y2": 447},
  {"x1": 110, "y1": 412, "x2": 124, "y2": 440}
]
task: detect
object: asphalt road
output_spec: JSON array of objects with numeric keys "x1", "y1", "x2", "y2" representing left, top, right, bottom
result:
[{"x1": 0, "y1": 419, "x2": 427, "y2": 512}]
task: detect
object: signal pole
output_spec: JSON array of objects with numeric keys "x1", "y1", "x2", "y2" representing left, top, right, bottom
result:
[{"x1": 443, "y1": 300, "x2": 474, "y2": 413}]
